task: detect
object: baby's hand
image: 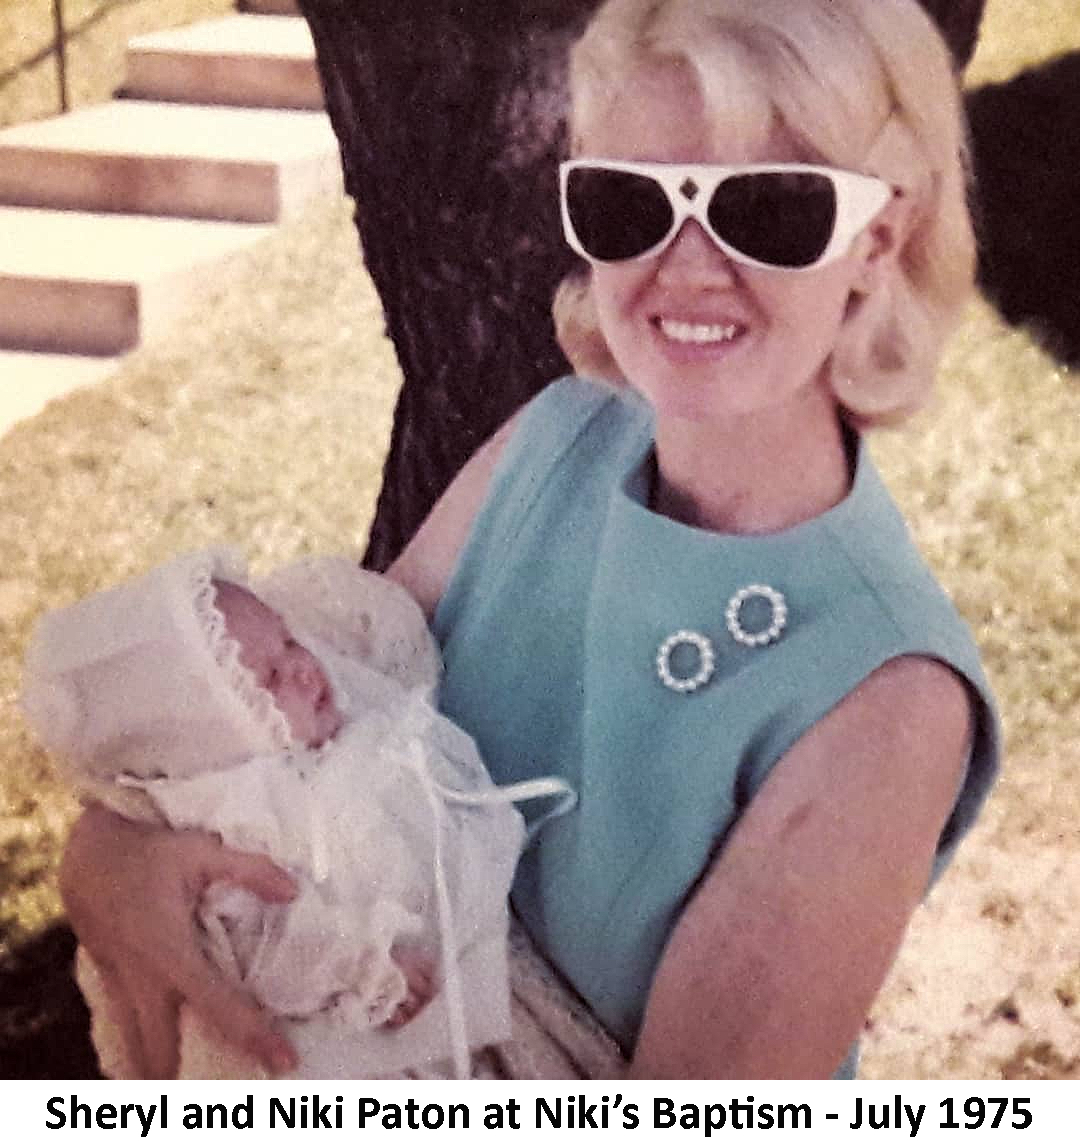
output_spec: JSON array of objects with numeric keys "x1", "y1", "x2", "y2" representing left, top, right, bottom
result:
[{"x1": 382, "y1": 944, "x2": 437, "y2": 1029}]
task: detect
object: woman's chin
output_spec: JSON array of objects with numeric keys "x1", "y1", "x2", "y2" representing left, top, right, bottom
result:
[{"x1": 635, "y1": 376, "x2": 765, "y2": 426}]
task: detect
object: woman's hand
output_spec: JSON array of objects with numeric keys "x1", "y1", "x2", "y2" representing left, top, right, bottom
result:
[{"x1": 61, "y1": 804, "x2": 299, "y2": 1078}]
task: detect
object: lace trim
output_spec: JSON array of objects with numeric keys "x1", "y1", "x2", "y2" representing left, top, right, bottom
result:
[
  {"x1": 256, "y1": 557, "x2": 442, "y2": 696},
  {"x1": 186, "y1": 549, "x2": 294, "y2": 753}
]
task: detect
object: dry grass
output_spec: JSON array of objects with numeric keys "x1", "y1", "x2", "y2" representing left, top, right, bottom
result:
[
  {"x1": 873, "y1": 306, "x2": 1080, "y2": 762},
  {"x1": 0, "y1": 0, "x2": 1078, "y2": 1078},
  {"x1": 965, "y1": 0, "x2": 1080, "y2": 87}
]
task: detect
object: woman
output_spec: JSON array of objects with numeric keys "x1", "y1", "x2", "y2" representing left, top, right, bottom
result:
[{"x1": 61, "y1": 0, "x2": 999, "y2": 1079}]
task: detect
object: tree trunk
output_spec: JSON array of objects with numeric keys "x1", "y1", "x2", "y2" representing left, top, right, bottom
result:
[
  {"x1": 297, "y1": 1, "x2": 599, "y2": 570},
  {"x1": 917, "y1": 0, "x2": 986, "y2": 70}
]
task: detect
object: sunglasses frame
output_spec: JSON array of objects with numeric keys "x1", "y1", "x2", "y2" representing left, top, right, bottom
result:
[{"x1": 559, "y1": 158, "x2": 894, "y2": 272}]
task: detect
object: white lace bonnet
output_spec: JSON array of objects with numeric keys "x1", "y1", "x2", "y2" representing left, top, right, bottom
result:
[
  {"x1": 22, "y1": 548, "x2": 444, "y2": 786},
  {"x1": 21, "y1": 548, "x2": 295, "y2": 784}
]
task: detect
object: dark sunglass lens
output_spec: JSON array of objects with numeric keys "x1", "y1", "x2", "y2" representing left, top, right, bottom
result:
[
  {"x1": 565, "y1": 167, "x2": 673, "y2": 261},
  {"x1": 708, "y1": 171, "x2": 837, "y2": 267}
]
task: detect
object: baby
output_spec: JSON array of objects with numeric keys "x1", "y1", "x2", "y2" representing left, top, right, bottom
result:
[
  {"x1": 171, "y1": 578, "x2": 436, "y2": 1040},
  {"x1": 23, "y1": 549, "x2": 538, "y2": 1079}
]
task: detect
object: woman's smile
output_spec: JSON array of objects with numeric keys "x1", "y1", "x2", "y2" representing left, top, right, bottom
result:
[
  {"x1": 653, "y1": 316, "x2": 745, "y2": 346},
  {"x1": 650, "y1": 311, "x2": 752, "y2": 366}
]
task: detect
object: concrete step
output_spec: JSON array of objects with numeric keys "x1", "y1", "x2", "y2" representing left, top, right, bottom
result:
[
  {"x1": 0, "y1": 207, "x2": 272, "y2": 355},
  {"x1": 0, "y1": 101, "x2": 340, "y2": 222},
  {"x1": 240, "y1": 0, "x2": 300, "y2": 13},
  {"x1": 124, "y1": 15, "x2": 322, "y2": 109},
  {"x1": 0, "y1": 352, "x2": 123, "y2": 436}
]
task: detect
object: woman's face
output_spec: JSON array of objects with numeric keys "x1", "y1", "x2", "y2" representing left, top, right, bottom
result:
[{"x1": 578, "y1": 63, "x2": 876, "y2": 428}]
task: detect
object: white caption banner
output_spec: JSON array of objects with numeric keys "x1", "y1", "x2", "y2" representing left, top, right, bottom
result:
[{"x1": 5, "y1": 1080, "x2": 1070, "y2": 1144}]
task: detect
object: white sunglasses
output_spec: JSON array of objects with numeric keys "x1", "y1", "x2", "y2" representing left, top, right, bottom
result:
[{"x1": 560, "y1": 158, "x2": 893, "y2": 271}]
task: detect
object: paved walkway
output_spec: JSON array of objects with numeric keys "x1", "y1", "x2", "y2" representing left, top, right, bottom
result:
[{"x1": 0, "y1": 0, "x2": 338, "y2": 437}]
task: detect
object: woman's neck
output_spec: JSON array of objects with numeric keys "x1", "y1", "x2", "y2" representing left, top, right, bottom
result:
[{"x1": 650, "y1": 388, "x2": 853, "y2": 535}]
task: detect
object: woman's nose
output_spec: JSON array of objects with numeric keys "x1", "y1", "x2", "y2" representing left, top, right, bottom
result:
[{"x1": 655, "y1": 219, "x2": 738, "y2": 286}]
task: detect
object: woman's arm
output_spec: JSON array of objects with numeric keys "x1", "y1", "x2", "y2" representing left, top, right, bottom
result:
[
  {"x1": 61, "y1": 804, "x2": 299, "y2": 1077},
  {"x1": 630, "y1": 655, "x2": 973, "y2": 1079},
  {"x1": 386, "y1": 412, "x2": 520, "y2": 618}
]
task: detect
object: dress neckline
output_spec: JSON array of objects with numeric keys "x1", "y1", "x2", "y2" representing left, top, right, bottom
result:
[{"x1": 616, "y1": 402, "x2": 873, "y2": 554}]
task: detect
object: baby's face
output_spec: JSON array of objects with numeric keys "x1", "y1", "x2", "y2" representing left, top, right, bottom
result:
[{"x1": 215, "y1": 581, "x2": 343, "y2": 747}]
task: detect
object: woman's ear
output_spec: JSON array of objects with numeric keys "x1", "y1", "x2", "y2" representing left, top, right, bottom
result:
[{"x1": 852, "y1": 190, "x2": 916, "y2": 295}]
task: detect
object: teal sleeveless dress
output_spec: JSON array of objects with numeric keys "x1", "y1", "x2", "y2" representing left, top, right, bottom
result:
[{"x1": 432, "y1": 377, "x2": 1000, "y2": 1075}]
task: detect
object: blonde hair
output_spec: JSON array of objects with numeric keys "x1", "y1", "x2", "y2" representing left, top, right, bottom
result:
[{"x1": 553, "y1": 0, "x2": 976, "y2": 426}]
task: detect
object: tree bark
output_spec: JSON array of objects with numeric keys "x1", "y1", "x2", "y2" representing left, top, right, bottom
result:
[
  {"x1": 297, "y1": 0, "x2": 985, "y2": 572},
  {"x1": 917, "y1": 0, "x2": 986, "y2": 70},
  {"x1": 296, "y1": 1, "x2": 599, "y2": 569}
]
